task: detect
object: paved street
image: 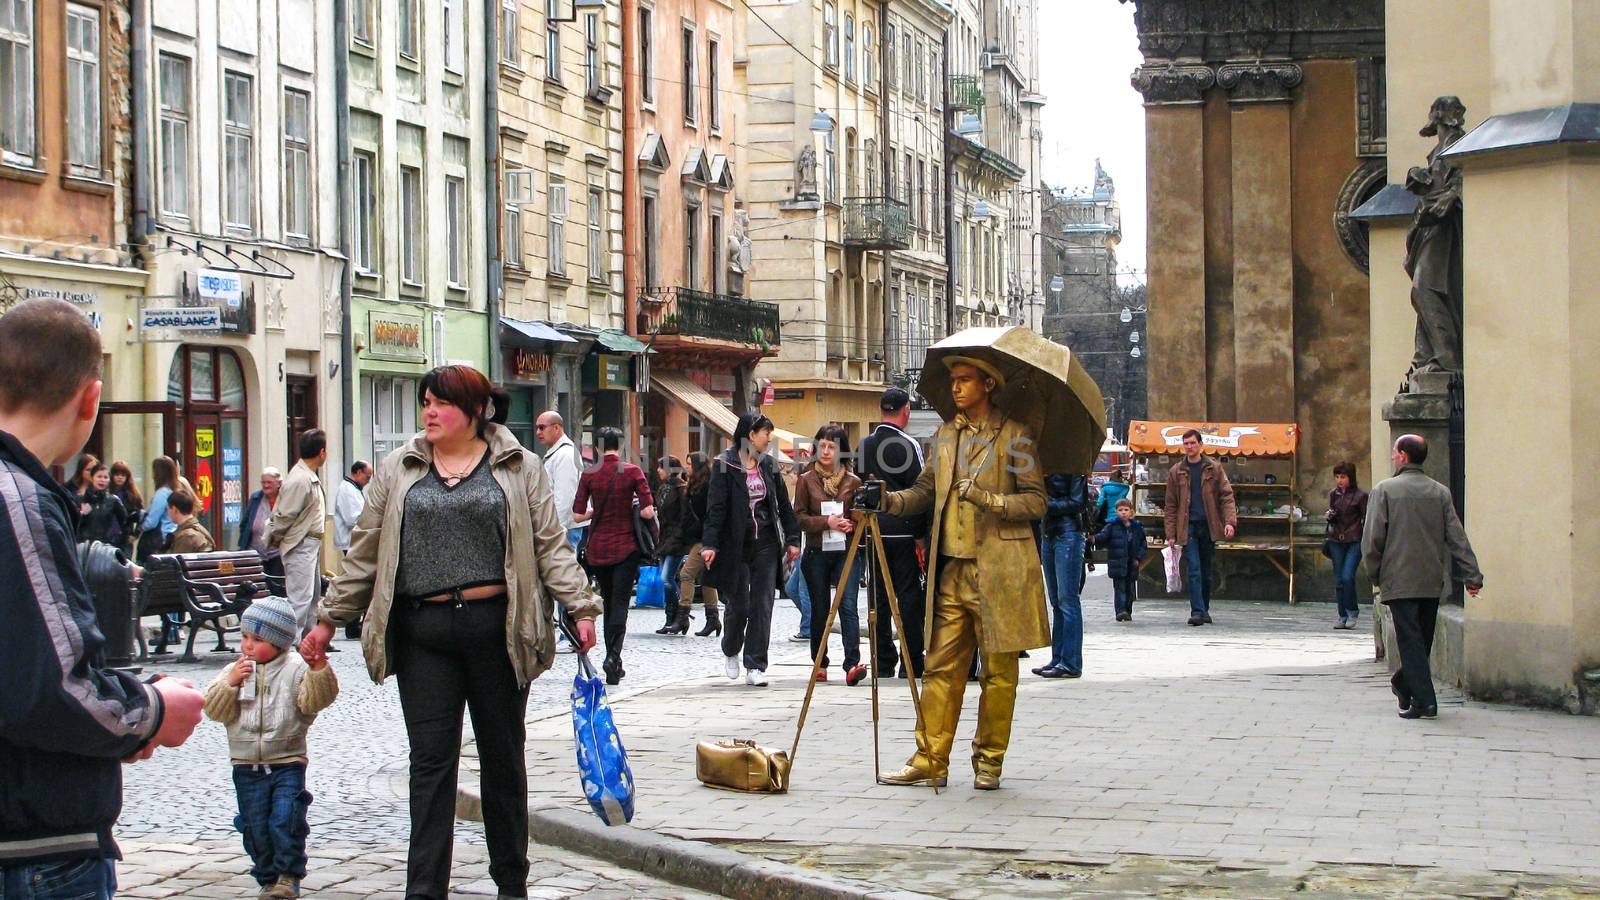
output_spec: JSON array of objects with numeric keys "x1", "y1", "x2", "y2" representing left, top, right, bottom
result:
[{"x1": 462, "y1": 570, "x2": 1600, "y2": 897}]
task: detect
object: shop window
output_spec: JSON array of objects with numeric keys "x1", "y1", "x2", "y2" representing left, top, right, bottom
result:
[{"x1": 368, "y1": 375, "x2": 418, "y2": 459}]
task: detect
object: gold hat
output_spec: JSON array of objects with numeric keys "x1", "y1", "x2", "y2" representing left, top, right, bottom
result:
[{"x1": 940, "y1": 355, "x2": 1007, "y2": 390}]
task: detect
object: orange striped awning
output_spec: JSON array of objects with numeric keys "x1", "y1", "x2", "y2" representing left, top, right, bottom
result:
[{"x1": 1127, "y1": 421, "x2": 1299, "y2": 457}]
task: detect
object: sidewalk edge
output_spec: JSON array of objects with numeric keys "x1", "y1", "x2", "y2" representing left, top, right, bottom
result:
[{"x1": 457, "y1": 786, "x2": 936, "y2": 900}]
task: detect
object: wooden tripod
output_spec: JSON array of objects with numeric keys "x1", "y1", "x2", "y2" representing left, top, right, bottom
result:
[{"x1": 786, "y1": 509, "x2": 927, "y2": 786}]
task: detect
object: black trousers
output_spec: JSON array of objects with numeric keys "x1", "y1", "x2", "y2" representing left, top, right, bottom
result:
[
  {"x1": 803, "y1": 548, "x2": 860, "y2": 673},
  {"x1": 1388, "y1": 596, "x2": 1440, "y2": 709},
  {"x1": 591, "y1": 554, "x2": 641, "y2": 665},
  {"x1": 394, "y1": 597, "x2": 530, "y2": 899},
  {"x1": 721, "y1": 533, "x2": 781, "y2": 672},
  {"x1": 873, "y1": 538, "x2": 925, "y2": 677}
]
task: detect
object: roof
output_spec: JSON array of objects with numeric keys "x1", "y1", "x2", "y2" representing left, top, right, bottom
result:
[
  {"x1": 595, "y1": 329, "x2": 650, "y2": 354},
  {"x1": 1127, "y1": 421, "x2": 1299, "y2": 457}
]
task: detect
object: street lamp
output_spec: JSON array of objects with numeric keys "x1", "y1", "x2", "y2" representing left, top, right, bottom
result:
[
  {"x1": 1129, "y1": 330, "x2": 1140, "y2": 343},
  {"x1": 956, "y1": 113, "x2": 983, "y2": 137},
  {"x1": 809, "y1": 109, "x2": 835, "y2": 133},
  {"x1": 1120, "y1": 306, "x2": 1133, "y2": 323},
  {"x1": 1130, "y1": 345, "x2": 1142, "y2": 359},
  {"x1": 972, "y1": 200, "x2": 992, "y2": 220},
  {"x1": 1049, "y1": 275, "x2": 1064, "y2": 293}
]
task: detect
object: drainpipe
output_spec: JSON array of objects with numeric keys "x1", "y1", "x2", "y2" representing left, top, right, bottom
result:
[
  {"x1": 942, "y1": 31, "x2": 956, "y2": 337},
  {"x1": 621, "y1": 0, "x2": 641, "y2": 454},
  {"x1": 484, "y1": 0, "x2": 502, "y2": 384},
  {"x1": 129, "y1": 0, "x2": 151, "y2": 247},
  {"x1": 334, "y1": 0, "x2": 355, "y2": 465},
  {"x1": 878, "y1": 1, "x2": 893, "y2": 386}
]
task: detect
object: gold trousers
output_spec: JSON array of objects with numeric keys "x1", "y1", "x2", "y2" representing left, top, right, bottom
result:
[{"x1": 908, "y1": 557, "x2": 1019, "y2": 778}]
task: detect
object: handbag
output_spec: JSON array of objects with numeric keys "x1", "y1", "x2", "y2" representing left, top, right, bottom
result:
[
  {"x1": 560, "y1": 619, "x2": 636, "y2": 825},
  {"x1": 634, "y1": 563, "x2": 665, "y2": 608},
  {"x1": 632, "y1": 499, "x2": 660, "y2": 564},
  {"x1": 695, "y1": 739, "x2": 791, "y2": 793}
]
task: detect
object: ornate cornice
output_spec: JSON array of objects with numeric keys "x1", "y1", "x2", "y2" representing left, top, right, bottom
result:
[
  {"x1": 1130, "y1": 63, "x2": 1216, "y2": 107},
  {"x1": 1121, "y1": 0, "x2": 1383, "y2": 64},
  {"x1": 1217, "y1": 62, "x2": 1304, "y2": 104}
]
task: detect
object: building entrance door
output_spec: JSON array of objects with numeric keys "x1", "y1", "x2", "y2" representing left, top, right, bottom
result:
[{"x1": 286, "y1": 375, "x2": 319, "y2": 461}]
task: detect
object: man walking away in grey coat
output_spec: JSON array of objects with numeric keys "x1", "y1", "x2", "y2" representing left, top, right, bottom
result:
[{"x1": 1362, "y1": 434, "x2": 1483, "y2": 719}]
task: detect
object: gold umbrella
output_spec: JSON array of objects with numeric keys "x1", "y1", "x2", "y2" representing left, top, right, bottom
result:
[{"x1": 917, "y1": 326, "x2": 1107, "y2": 474}]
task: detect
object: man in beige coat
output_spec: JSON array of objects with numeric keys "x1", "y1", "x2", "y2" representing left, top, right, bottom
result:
[
  {"x1": 270, "y1": 429, "x2": 327, "y2": 636},
  {"x1": 865, "y1": 357, "x2": 1049, "y2": 791}
]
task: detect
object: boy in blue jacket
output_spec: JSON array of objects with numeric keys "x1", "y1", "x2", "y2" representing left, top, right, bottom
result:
[
  {"x1": 1092, "y1": 498, "x2": 1148, "y2": 622},
  {"x1": 0, "y1": 299, "x2": 205, "y2": 899}
]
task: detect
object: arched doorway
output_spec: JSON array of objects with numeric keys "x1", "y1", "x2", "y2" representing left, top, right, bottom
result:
[{"x1": 167, "y1": 346, "x2": 250, "y2": 550}]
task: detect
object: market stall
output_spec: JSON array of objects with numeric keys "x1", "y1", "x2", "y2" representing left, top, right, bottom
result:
[{"x1": 1127, "y1": 421, "x2": 1302, "y2": 603}]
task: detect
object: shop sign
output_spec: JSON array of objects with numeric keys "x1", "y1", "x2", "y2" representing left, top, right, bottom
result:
[
  {"x1": 597, "y1": 353, "x2": 632, "y2": 391},
  {"x1": 196, "y1": 268, "x2": 244, "y2": 307},
  {"x1": 771, "y1": 388, "x2": 805, "y2": 401},
  {"x1": 510, "y1": 348, "x2": 552, "y2": 382},
  {"x1": 19, "y1": 285, "x2": 98, "y2": 305},
  {"x1": 142, "y1": 305, "x2": 223, "y2": 330},
  {"x1": 222, "y1": 447, "x2": 244, "y2": 526},
  {"x1": 368, "y1": 311, "x2": 426, "y2": 362},
  {"x1": 193, "y1": 428, "x2": 216, "y2": 515}
]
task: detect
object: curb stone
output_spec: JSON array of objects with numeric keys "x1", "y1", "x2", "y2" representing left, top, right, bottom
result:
[{"x1": 457, "y1": 788, "x2": 936, "y2": 900}]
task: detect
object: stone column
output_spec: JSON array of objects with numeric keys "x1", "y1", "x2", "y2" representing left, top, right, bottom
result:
[
  {"x1": 1133, "y1": 63, "x2": 1213, "y2": 420},
  {"x1": 1219, "y1": 62, "x2": 1301, "y2": 424}
]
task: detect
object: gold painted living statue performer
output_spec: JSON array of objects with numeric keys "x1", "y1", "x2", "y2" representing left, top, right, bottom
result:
[{"x1": 859, "y1": 356, "x2": 1050, "y2": 791}]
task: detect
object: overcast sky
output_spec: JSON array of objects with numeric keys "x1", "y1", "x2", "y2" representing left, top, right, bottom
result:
[{"x1": 1037, "y1": 1, "x2": 1146, "y2": 283}]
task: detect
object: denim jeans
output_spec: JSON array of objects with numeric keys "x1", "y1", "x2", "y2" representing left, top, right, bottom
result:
[
  {"x1": 1329, "y1": 540, "x2": 1362, "y2": 619},
  {"x1": 786, "y1": 559, "x2": 812, "y2": 638},
  {"x1": 1112, "y1": 575, "x2": 1137, "y2": 617},
  {"x1": 1041, "y1": 530, "x2": 1084, "y2": 674},
  {"x1": 1183, "y1": 518, "x2": 1216, "y2": 616},
  {"x1": 662, "y1": 555, "x2": 685, "y2": 608},
  {"x1": 232, "y1": 763, "x2": 312, "y2": 887},
  {"x1": 802, "y1": 549, "x2": 861, "y2": 673},
  {"x1": 0, "y1": 858, "x2": 116, "y2": 900}
]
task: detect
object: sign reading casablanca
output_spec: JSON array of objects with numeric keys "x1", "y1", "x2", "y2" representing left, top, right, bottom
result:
[
  {"x1": 368, "y1": 311, "x2": 426, "y2": 361},
  {"x1": 1128, "y1": 421, "x2": 1300, "y2": 457},
  {"x1": 142, "y1": 306, "x2": 224, "y2": 330}
]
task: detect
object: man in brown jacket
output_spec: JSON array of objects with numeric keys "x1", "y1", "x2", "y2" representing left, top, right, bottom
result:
[
  {"x1": 865, "y1": 358, "x2": 1049, "y2": 791},
  {"x1": 167, "y1": 490, "x2": 215, "y2": 554},
  {"x1": 1163, "y1": 429, "x2": 1238, "y2": 626}
]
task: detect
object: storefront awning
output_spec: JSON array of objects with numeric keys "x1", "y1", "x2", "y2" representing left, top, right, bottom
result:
[
  {"x1": 1127, "y1": 421, "x2": 1299, "y2": 457},
  {"x1": 500, "y1": 317, "x2": 577, "y2": 348},
  {"x1": 652, "y1": 372, "x2": 796, "y2": 463},
  {"x1": 595, "y1": 329, "x2": 651, "y2": 354}
]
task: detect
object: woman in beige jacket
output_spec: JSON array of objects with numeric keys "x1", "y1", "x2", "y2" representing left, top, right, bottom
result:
[{"x1": 300, "y1": 365, "x2": 599, "y2": 900}]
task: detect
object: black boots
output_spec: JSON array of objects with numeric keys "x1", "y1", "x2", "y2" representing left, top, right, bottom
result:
[
  {"x1": 695, "y1": 606, "x2": 722, "y2": 637},
  {"x1": 658, "y1": 606, "x2": 692, "y2": 635}
]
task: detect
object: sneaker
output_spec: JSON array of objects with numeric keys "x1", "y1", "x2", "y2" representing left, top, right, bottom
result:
[
  {"x1": 1334, "y1": 617, "x2": 1351, "y2": 630},
  {"x1": 746, "y1": 669, "x2": 768, "y2": 686},
  {"x1": 846, "y1": 664, "x2": 868, "y2": 686},
  {"x1": 812, "y1": 669, "x2": 829, "y2": 682},
  {"x1": 264, "y1": 877, "x2": 301, "y2": 898},
  {"x1": 789, "y1": 633, "x2": 810, "y2": 642},
  {"x1": 724, "y1": 655, "x2": 741, "y2": 680}
]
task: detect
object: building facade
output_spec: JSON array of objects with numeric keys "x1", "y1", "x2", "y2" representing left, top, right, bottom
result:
[
  {"x1": 742, "y1": 0, "x2": 890, "y2": 444},
  {"x1": 496, "y1": 0, "x2": 629, "y2": 450},
  {"x1": 626, "y1": 0, "x2": 780, "y2": 463},
  {"x1": 882, "y1": 0, "x2": 951, "y2": 392},
  {"x1": 346, "y1": 0, "x2": 490, "y2": 462},
  {"x1": 1008, "y1": 0, "x2": 1044, "y2": 333}
]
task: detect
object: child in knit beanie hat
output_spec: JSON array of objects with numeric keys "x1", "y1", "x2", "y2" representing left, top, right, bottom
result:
[{"x1": 204, "y1": 594, "x2": 339, "y2": 899}]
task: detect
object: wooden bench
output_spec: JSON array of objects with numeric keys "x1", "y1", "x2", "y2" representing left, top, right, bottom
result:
[{"x1": 137, "y1": 550, "x2": 286, "y2": 662}]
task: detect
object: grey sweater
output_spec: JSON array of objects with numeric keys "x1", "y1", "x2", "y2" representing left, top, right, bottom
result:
[{"x1": 394, "y1": 455, "x2": 508, "y2": 599}]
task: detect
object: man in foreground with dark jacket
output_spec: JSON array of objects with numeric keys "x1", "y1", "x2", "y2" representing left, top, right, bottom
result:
[
  {"x1": 857, "y1": 388, "x2": 928, "y2": 678},
  {"x1": 1363, "y1": 434, "x2": 1483, "y2": 719},
  {"x1": 0, "y1": 299, "x2": 205, "y2": 898}
]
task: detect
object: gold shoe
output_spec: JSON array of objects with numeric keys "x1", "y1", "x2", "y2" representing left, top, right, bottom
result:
[
  {"x1": 974, "y1": 772, "x2": 1001, "y2": 791},
  {"x1": 879, "y1": 765, "x2": 947, "y2": 787}
]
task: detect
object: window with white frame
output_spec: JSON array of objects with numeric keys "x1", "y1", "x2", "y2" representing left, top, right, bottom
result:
[
  {"x1": 707, "y1": 37, "x2": 720, "y2": 129},
  {"x1": 546, "y1": 181, "x2": 566, "y2": 276},
  {"x1": 443, "y1": 0, "x2": 463, "y2": 72},
  {"x1": 399, "y1": 0, "x2": 419, "y2": 60},
  {"x1": 685, "y1": 199, "x2": 700, "y2": 288},
  {"x1": 823, "y1": 3, "x2": 837, "y2": 68},
  {"x1": 350, "y1": 0, "x2": 373, "y2": 47},
  {"x1": 863, "y1": 22, "x2": 874, "y2": 90},
  {"x1": 501, "y1": 0, "x2": 518, "y2": 65},
  {"x1": 368, "y1": 376, "x2": 418, "y2": 459},
  {"x1": 0, "y1": 0, "x2": 32, "y2": 165},
  {"x1": 639, "y1": 7, "x2": 654, "y2": 103},
  {"x1": 932, "y1": 164, "x2": 942, "y2": 237},
  {"x1": 222, "y1": 72, "x2": 254, "y2": 233},
  {"x1": 824, "y1": 132, "x2": 837, "y2": 204},
  {"x1": 681, "y1": 25, "x2": 695, "y2": 124},
  {"x1": 503, "y1": 169, "x2": 522, "y2": 269},
  {"x1": 843, "y1": 14, "x2": 854, "y2": 83},
  {"x1": 901, "y1": 32, "x2": 912, "y2": 96},
  {"x1": 885, "y1": 23, "x2": 895, "y2": 88},
  {"x1": 584, "y1": 13, "x2": 600, "y2": 95},
  {"x1": 587, "y1": 187, "x2": 604, "y2": 279},
  {"x1": 400, "y1": 165, "x2": 422, "y2": 283},
  {"x1": 446, "y1": 175, "x2": 466, "y2": 286},
  {"x1": 544, "y1": 0, "x2": 559, "y2": 80},
  {"x1": 912, "y1": 34, "x2": 924, "y2": 102},
  {"x1": 65, "y1": 4, "x2": 101, "y2": 175},
  {"x1": 916, "y1": 160, "x2": 925, "y2": 230},
  {"x1": 282, "y1": 88, "x2": 311, "y2": 239},
  {"x1": 157, "y1": 53, "x2": 191, "y2": 218},
  {"x1": 352, "y1": 149, "x2": 377, "y2": 273}
]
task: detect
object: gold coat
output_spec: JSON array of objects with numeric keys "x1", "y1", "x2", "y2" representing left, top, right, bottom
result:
[{"x1": 884, "y1": 411, "x2": 1051, "y2": 654}]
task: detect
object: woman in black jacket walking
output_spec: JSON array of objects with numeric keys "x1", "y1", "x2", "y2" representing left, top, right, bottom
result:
[
  {"x1": 78, "y1": 463, "x2": 129, "y2": 546},
  {"x1": 700, "y1": 414, "x2": 801, "y2": 686},
  {"x1": 654, "y1": 455, "x2": 692, "y2": 634}
]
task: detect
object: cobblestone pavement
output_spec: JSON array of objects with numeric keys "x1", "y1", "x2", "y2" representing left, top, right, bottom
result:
[
  {"x1": 120, "y1": 597, "x2": 802, "y2": 845},
  {"x1": 114, "y1": 837, "x2": 715, "y2": 899},
  {"x1": 464, "y1": 570, "x2": 1600, "y2": 895}
]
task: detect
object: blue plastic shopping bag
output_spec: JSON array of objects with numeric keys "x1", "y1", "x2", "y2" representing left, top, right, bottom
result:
[
  {"x1": 561, "y1": 620, "x2": 635, "y2": 825},
  {"x1": 633, "y1": 563, "x2": 665, "y2": 608}
]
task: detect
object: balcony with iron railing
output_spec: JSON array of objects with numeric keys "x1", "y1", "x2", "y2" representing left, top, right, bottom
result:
[
  {"x1": 948, "y1": 74, "x2": 983, "y2": 110},
  {"x1": 638, "y1": 287, "x2": 782, "y2": 357},
  {"x1": 842, "y1": 197, "x2": 911, "y2": 250}
]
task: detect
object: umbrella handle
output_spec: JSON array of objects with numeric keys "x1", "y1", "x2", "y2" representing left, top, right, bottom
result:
[{"x1": 557, "y1": 616, "x2": 599, "y2": 681}]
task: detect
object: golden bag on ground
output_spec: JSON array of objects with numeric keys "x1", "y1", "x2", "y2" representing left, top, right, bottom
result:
[{"x1": 695, "y1": 739, "x2": 791, "y2": 793}]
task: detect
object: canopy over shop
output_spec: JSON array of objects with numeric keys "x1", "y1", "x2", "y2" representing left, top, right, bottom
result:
[
  {"x1": 649, "y1": 372, "x2": 802, "y2": 464},
  {"x1": 1127, "y1": 421, "x2": 1304, "y2": 602}
]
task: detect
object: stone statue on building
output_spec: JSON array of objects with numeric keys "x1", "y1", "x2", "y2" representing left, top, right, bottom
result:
[
  {"x1": 1402, "y1": 95, "x2": 1468, "y2": 384},
  {"x1": 728, "y1": 208, "x2": 752, "y2": 295},
  {"x1": 795, "y1": 145, "x2": 819, "y2": 201}
]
